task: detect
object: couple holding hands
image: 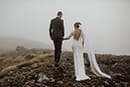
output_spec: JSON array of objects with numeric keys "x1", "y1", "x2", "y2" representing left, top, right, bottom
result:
[{"x1": 49, "y1": 11, "x2": 111, "y2": 81}]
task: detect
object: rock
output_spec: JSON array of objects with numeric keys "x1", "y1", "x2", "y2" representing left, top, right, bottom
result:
[
  {"x1": 16, "y1": 46, "x2": 26, "y2": 51},
  {"x1": 57, "y1": 81, "x2": 63, "y2": 85},
  {"x1": 50, "y1": 77, "x2": 55, "y2": 82},
  {"x1": 62, "y1": 82, "x2": 76, "y2": 87},
  {"x1": 38, "y1": 73, "x2": 49, "y2": 82},
  {"x1": 23, "y1": 80, "x2": 35, "y2": 87},
  {"x1": 104, "y1": 80, "x2": 109, "y2": 85},
  {"x1": 112, "y1": 73, "x2": 126, "y2": 82},
  {"x1": 16, "y1": 46, "x2": 26, "y2": 54},
  {"x1": 24, "y1": 54, "x2": 36, "y2": 60},
  {"x1": 0, "y1": 51, "x2": 130, "y2": 87},
  {"x1": 112, "y1": 63, "x2": 128, "y2": 74}
]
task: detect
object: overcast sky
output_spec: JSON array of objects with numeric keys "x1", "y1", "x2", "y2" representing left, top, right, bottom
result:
[{"x1": 0, "y1": 0, "x2": 130, "y2": 55}]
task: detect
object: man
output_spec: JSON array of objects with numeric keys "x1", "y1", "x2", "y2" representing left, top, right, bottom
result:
[{"x1": 49, "y1": 11, "x2": 64, "y2": 67}]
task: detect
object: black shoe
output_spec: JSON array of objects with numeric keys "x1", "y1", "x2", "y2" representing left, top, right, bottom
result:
[{"x1": 55, "y1": 63, "x2": 59, "y2": 67}]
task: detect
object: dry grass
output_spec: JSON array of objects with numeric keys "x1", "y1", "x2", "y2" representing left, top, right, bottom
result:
[{"x1": 0, "y1": 52, "x2": 54, "y2": 78}]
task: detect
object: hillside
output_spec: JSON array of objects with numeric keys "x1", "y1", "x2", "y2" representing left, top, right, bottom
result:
[{"x1": 0, "y1": 48, "x2": 130, "y2": 87}]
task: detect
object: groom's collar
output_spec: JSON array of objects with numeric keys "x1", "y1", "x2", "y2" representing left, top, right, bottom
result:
[{"x1": 56, "y1": 16, "x2": 61, "y2": 19}]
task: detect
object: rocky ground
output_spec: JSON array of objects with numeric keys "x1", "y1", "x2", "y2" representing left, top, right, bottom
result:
[{"x1": 0, "y1": 47, "x2": 130, "y2": 87}]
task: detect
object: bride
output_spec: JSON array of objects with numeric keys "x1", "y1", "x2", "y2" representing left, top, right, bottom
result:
[{"x1": 63, "y1": 22, "x2": 111, "y2": 81}]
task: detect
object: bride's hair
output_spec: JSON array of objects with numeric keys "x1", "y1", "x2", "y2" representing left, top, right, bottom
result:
[
  {"x1": 74, "y1": 22, "x2": 81, "y2": 40},
  {"x1": 74, "y1": 22, "x2": 81, "y2": 28}
]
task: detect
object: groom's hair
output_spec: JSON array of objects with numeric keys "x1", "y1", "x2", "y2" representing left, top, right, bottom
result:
[
  {"x1": 57, "y1": 11, "x2": 63, "y2": 16},
  {"x1": 74, "y1": 22, "x2": 81, "y2": 28}
]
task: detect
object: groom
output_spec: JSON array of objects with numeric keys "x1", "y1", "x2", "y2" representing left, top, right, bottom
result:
[{"x1": 49, "y1": 11, "x2": 64, "y2": 67}]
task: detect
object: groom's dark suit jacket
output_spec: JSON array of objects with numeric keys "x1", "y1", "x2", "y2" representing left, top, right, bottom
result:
[
  {"x1": 49, "y1": 17, "x2": 64, "y2": 65},
  {"x1": 49, "y1": 17, "x2": 64, "y2": 40}
]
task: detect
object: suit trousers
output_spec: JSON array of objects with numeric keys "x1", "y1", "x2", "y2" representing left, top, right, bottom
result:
[{"x1": 53, "y1": 38, "x2": 63, "y2": 64}]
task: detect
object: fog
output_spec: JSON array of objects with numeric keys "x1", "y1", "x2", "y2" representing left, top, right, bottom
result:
[{"x1": 0, "y1": 0, "x2": 130, "y2": 55}]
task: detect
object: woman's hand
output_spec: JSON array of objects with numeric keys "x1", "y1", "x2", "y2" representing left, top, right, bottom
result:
[
  {"x1": 63, "y1": 32, "x2": 73, "y2": 40},
  {"x1": 63, "y1": 37, "x2": 69, "y2": 40}
]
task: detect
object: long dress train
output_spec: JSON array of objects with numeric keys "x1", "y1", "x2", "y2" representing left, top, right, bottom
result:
[{"x1": 81, "y1": 28, "x2": 111, "y2": 79}]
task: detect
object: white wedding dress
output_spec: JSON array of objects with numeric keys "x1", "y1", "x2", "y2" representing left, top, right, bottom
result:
[
  {"x1": 72, "y1": 31, "x2": 90, "y2": 81},
  {"x1": 72, "y1": 28, "x2": 111, "y2": 81}
]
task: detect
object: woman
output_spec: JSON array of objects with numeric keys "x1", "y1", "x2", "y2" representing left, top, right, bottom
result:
[
  {"x1": 64, "y1": 22, "x2": 90, "y2": 81},
  {"x1": 63, "y1": 22, "x2": 111, "y2": 81}
]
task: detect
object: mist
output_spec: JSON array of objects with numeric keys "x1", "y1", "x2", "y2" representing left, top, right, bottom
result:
[{"x1": 0, "y1": 0, "x2": 130, "y2": 55}]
